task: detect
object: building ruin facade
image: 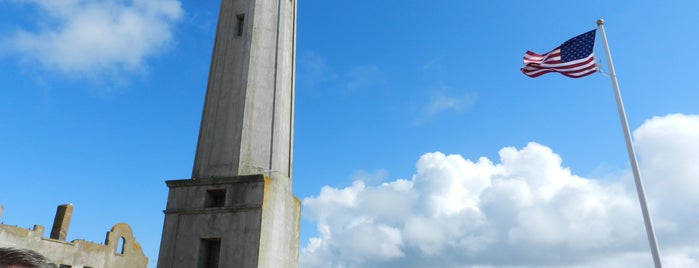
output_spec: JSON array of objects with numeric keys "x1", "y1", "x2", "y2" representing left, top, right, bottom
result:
[{"x1": 0, "y1": 204, "x2": 148, "y2": 268}]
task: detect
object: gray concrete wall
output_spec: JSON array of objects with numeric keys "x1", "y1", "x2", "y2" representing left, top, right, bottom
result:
[
  {"x1": 157, "y1": 175, "x2": 299, "y2": 268},
  {"x1": 163, "y1": 0, "x2": 300, "y2": 267},
  {"x1": 240, "y1": 0, "x2": 295, "y2": 179},
  {"x1": 258, "y1": 175, "x2": 300, "y2": 268},
  {"x1": 157, "y1": 176, "x2": 265, "y2": 268},
  {"x1": 192, "y1": 0, "x2": 252, "y2": 179},
  {"x1": 0, "y1": 218, "x2": 147, "y2": 268},
  {"x1": 191, "y1": 0, "x2": 296, "y2": 180}
]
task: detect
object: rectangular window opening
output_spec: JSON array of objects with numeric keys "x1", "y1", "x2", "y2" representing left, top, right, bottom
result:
[
  {"x1": 205, "y1": 189, "x2": 226, "y2": 208},
  {"x1": 236, "y1": 14, "x2": 245, "y2": 36},
  {"x1": 198, "y1": 238, "x2": 221, "y2": 268}
]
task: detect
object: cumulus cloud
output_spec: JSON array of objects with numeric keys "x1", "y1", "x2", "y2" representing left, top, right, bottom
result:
[
  {"x1": 2, "y1": 0, "x2": 183, "y2": 76},
  {"x1": 301, "y1": 113, "x2": 699, "y2": 268}
]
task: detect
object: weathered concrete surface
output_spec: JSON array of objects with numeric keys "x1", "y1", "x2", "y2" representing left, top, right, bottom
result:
[
  {"x1": 50, "y1": 204, "x2": 73, "y2": 241},
  {"x1": 0, "y1": 206, "x2": 148, "y2": 268},
  {"x1": 157, "y1": 175, "x2": 300, "y2": 268},
  {"x1": 258, "y1": 175, "x2": 300, "y2": 268},
  {"x1": 158, "y1": 176, "x2": 263, "y2": 267},
  {"x1": 192, "y1": 0, "x2": 297, "y2": 180},
  {"x1": 159, "y1": 0, "x2": 300, "y2": 267}
]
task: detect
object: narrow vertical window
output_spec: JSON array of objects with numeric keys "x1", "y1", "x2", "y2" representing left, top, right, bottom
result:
[
  {"x1": 236, "y1": 14, "x2": 245, "y2": 36},
  {"x1": 205, "y1": 189, "x2": 226, "y2": 208},
  {"x1": 116, "y1": 236, "x2": 125, "y2": 254},
  {"x1": 198, "y1": 238, "x2": 221, "y2": 268}
]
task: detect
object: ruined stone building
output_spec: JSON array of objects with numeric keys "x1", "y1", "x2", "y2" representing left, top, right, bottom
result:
[{"x1": 0, "y1": 204, "x2": 148, "y2": 268}]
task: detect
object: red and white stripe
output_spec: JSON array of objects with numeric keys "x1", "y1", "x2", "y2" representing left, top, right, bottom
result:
[{"x1": 520, "y1": 48, "x2": 597, "y2": 78}]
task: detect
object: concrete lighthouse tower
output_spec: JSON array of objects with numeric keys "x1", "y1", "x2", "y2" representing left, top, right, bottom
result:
[{"x1": 156, "y1": 0, "x2": 300, "y2": 267}]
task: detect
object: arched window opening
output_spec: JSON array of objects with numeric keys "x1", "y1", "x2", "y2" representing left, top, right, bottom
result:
[{"x1": 116, "y1": 236, "x2": 126, "y2": 255}]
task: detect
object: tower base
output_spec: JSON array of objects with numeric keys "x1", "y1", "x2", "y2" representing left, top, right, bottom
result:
[{"x1": 157, "y1": 174, "x2": 300, "y2": 268}]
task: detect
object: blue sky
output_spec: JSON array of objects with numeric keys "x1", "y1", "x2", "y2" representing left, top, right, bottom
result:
[{"x1": 2, "y1": 1, "x2": 699, "y2": 267}]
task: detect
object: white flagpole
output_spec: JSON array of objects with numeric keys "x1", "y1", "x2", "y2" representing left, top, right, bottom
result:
[{"x1": 596, "y1": 19, "x2": 663, "y2": 268}]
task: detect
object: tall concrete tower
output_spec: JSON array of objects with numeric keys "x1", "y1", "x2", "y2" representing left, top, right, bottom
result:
[{"x1": 157, "y1": 0, "x2": 300, "y2": 267}]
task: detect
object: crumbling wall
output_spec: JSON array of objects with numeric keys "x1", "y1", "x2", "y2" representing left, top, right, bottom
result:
[{"x1": 0, "y1": 204, "x2": 148, "y2": 268}]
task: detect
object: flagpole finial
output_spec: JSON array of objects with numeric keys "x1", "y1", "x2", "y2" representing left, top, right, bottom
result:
[{"x1": 597, "y1": 19, "x2": 605, "y2": 25}]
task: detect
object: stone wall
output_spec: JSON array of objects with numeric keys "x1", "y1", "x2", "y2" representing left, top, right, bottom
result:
[{"x1": 0, "y1": 204, "x2": 148, "y2": 268}]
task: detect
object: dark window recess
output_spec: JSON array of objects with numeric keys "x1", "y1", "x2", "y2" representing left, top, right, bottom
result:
[
  {"x1": 198, "y1": 238, "x2": 221, "y2": 268},
  {"x1": 59, "y1": 265, "x2": 72, "y2": 268},
  {"x1": 205, "y1": 189, "x2": 226, "y2": 208},
  {"x1": 236, "y1": 14, "x2": 245, "y2": 36}
]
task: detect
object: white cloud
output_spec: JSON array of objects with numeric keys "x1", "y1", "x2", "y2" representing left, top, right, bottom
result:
[
  {"x1": 422, "y1": 57, "x2": 442, "y2": 71},
  {"x1": 298, "y1": 51, "x2": 333, "y2": 88},
  {"x1": 297, "y1": 51, "x2": 383, "y2": 94},
  {"x1": 424, "y1": 93, "x2": 476, "y2": 115},
  {"x1": 345, "y1": 65, "x2": 384, "y2": 91},
  {"x1": 3, "y1": 0, "x2": 183, "y2": 76},
  {"x1": 351, "y1": 169, "x2": 389, "y2": 185},
  {"x1": 301, "y1": 113, "x2": 699, "y2": 268},
  {"x1": 634, "y1": 114, "x2": 699, "y2": 244},
  {"x1": 415, "y1": 91, "x2": 476, "y2": 125}
]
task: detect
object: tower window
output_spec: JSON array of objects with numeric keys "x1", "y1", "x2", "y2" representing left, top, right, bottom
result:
[
  {"x1": 205, "y1": 189, "x2": 226, "y2": 208},
  {"x1": 198, "y1": 238, "x2": 221, "y2": 268},
  {"x1": 236, "y1": 14, "x2": 245, "y2": 36}
]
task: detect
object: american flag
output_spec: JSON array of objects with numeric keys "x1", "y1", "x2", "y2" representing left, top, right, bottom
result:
[{"x1": 521, "y1": 30, "x2": 597, "y2": 78}]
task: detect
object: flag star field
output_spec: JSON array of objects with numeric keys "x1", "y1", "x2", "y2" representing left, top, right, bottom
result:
[
  {"x1": 521, "y1": 30, "x2": 598, "y2": 78},
  {"x1": 560, "y1": 30, "x2": 596, "y2": 62}
]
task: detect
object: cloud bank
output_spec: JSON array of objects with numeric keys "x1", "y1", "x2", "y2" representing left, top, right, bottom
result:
[
  {"x1": 301, "y1": 113, "x2": 699, "y2": 268},
  {"x1": 3, "y1": 0, "x2": 183, "y2": 76}
]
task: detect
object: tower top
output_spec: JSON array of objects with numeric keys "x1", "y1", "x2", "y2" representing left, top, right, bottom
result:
[{"x1": 192, "y1": 0, "x2": 297, "y2": 180}]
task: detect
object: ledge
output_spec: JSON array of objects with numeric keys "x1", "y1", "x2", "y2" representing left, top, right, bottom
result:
[
  {"x1": 163, "y1": 204, "x2": 262, "y2": 215},
  {"x1": 166, "y1": 174, "x2": 265, "y2": 188}
]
